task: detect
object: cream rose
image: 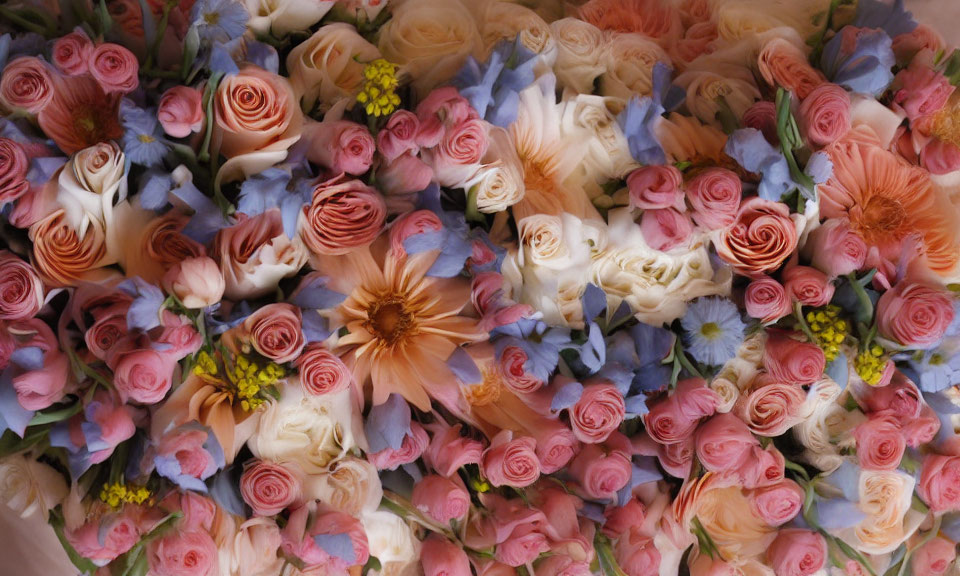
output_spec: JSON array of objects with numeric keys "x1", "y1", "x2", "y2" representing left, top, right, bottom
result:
[
  {"x1": 560, "y1": 94, "x2": 636, "y2": 183},
  {"x1": 287, "y1": 23, "x2": 381, "y2": 114},
  {"x1": 0, "y1": 454, "x2": 68, "y2": 520},
  {"x1": 675, "y1": 62, "x2": 761, "y2": 128},
  {"x1": 377, "y1": 0, "x2": 483, "y2": 95},
  {"x1": 56, "y1": 141, "x2": 127, "y2": 244},
  {"x1": 463, "y1": 126, "x2": 524, "y2": 213},
  {"x1": 551, "y1": 18, "x2": 606, "y2": 94},
  {"x1": 478, "y1": 2, "x2": 556, "y2": 63},
  {"x1": 599, "y1": 33, "x2": 670, "y2": 101},
  {"x1": 303, "y1": 457, "x2": 382, "y2": 517},
  {"x1": 248, "y1": 382, "x2": 359, "y2": 475},
  {"x1": 220, "y1": 517, "x2": 284, "y2": 576},
  {"x1": 833, "y1": 469, "x2": 924, "y2": 556},
  {"x1": 245, "y1": 0, "x2": 335, "y2": 37},
  {"x1": 693, "y1": 483, "x2": 777, "y2": 560},
  {"x1": 362, "y1": 510, "x2": 421, "y2": 570}
]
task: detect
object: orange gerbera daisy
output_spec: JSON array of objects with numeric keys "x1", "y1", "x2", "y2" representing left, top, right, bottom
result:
[
  {"x1": 316, "y1": 236, "x2": 487, "y2": 411},
  {"x1": 819, "y1": 128, "x2": 960, "y2": 276}
]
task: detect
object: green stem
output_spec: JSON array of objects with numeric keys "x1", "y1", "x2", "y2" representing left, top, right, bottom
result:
[
  {"x1": 674, "y1": 339, "x2": 703, "y2": 379},
  {"x1": 794, "y1": 302, "x2": 818, "y2": 344},
  {"x1": 144, "y1": 2, "x2": 173, "y2": 72},
  {"x1": 198, "y1": 73, "x2": 223, "y2": 164},
  {"x1": 0, "y1": 6, "x2": 50, "y2": 36}
]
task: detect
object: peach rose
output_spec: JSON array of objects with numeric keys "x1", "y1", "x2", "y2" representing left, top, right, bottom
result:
[
  {"x1": 162, "y1": 256, "x2": 224, "y2": 309},
  {"x1": 243, "y1": 303, "x2": 305, "y2": 364},
  {"x1": 298, "y1": 174, "x2": 386, "y2": 256},
  {"x1": 783, "y1": 265, "x2": 835, "y2": 307},
  {"x1": 685, "y1": 168, "x2": 742, "y2": 230},
  {"x1": 29, "y1": 209, "x2": 113, "y2": 286},
  {"x1": 305, "y1": 120, "x2": 375, "y2": 176},
  {"x1": 717, "y1": 197, "x2": 799, "y2": 277},
  {"x1": 240, "y1": 460, "x2": 303, "y2": 516},
  {"x1": 214, "y1": 67, "x2": 303, "y2": 182},
  {"x1": 758, "y1": 38, "x2": 826, "y2": 100},
  {"x1": 876, "y1": 281, "x2": 955, "y2": 349},
  {"x1": 744, "y1": 276, "x2": 791, "y2": 324},
  {"x1": 799, "y1": 83, "x2": 852, "y2": 147},
  {"x1": 123, "y1": 208, "x2": 206, "y2": 285},
  {"x1": 0, "y1": 252, "x2": 44, "y2": 321},
  {"x1": 569, "y1": 383, "x2": 626, "y2": 444},
  {"x1": 158, "y1": 85, "x2": 204, "y2": 138},
  {"x1": 52, "y1": 30, "x2": 94, "y2": 76},
  {"x1": 88, "y1": 43, "x2": 139, "y2": 94},
  {"x1": 0, "y1": 57, "x2": 54, "y2": 113},
  {"x1": 737, "y1": 380, "x2": 808, "y2": 437},
  {"x1": 482, "y1": 431, "x2": 540, "y2": 488},
  {"x1": 295, "y1": 344, "x2": 351, "y2": 396},
  {"x1": 803, "y1": 218, "x2": 866, "y2": 277},
  {"x1": 580, "y1": 0, "x2": 681, "y2": 41}
]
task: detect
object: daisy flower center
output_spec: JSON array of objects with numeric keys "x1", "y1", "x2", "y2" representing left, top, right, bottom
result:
[
  {"x1": 367, "y1": 296, "x2": 414, "y2": 346},
  {"x1": 699, "y1": 322, "x2": 722, "y2": 340}
]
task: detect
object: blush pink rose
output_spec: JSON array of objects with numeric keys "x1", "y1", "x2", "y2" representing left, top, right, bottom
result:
[
  {"x1": 306, "y1": 120, "x2": 375, "y2": 175},
  {"x1": 496, "y1": 525, "x2": 550, "y2": 567},
  {"x1": 627, "y1": 165, "x2": 684, "y2": 210},
  {"x1": 718, "y1": 197, "x2": 798, "y2": 277},
  {"x1": 876, "y1": 281, "x2": 955, "y2": 349},
  {"x1": 921, "y1": 139, "x2": 960, "y2": 175},
  {"x1": 155, "y1": 427, "x2": 220, "y2": 481},
  {"x1": 614, "y1": 528, "x2": 661, "y2": 576},
  {"x1": 281, "y1": 507, "x2": 369, "y2": 570},
  {"x1": 472, "y1": 272, "x2": 533, "y2": 331},
  {"x1": 52, "y1": 30, "x2": 94, "y2": 76},
  {"x1": 783, "y1": 265, "x2": 835, "y2": 307},
  {"x1": 415, "y1": 86, "x2": 477, "y2": 148},
  {"x1": 894, "y1": 63, "x2": 954, "y2": 122},
  {"x1": 85, "y1": 305, "x2": 129, "y2": 363},
  {"x1": 911, "y1": 536, "x2": 957, "y2": 576},
  {"x1": 425, "y1": 422, "x2": 484, "y2": 477},
  {"x1": 83, "y1": 391, "x2": 136, "y2": 464},
  {"x1": 66, "y1": 513, "x2": 141, "y2": 566},
  {"x1": 412, "y1": 474, "x2": 470, "y2": 524},
  {"x1": 684, "y1": 168, "x2": 742, "y2": 230},
  {"x1": 695, "y1": 412, "x2": 758, "y2": 472},
  {"x1": 482, "y1": 431, "x2": 540, "y2": 488},
  {"x1": 766, "y1": 529, "x2": 827, "y2": 576},
  {"x1": 640, "y1": 208, "x2": 693, "y2": 252},
  {"x1": 860, "y1": 372, "x2": 923, "y2": 420},
  {"x1": 737, "y1": 380, "x2": 807, "y2": 437},
  {"x1": 657, "y1": 437, "x2": 694, "y2": 478},
  {"x1": 604, "y1": 496, "x2": 647, "y2": 537},
  {"x1": 243, "y1": 302, "x2": 305, "y2": 364},
  {"x1": 0, "y1": 56, "x2": 54, "y2": 113},
  {"x1": 645, "y1": 378, "x2": 718, "y2": 444},
  {"x1": 388, "y1": 209, "x2": 443, "y2": 257},
  {"x1": 763, "y1": 332, "x2": 825, "y2": 385},
  {"x1": 162, "y1": 256, "x2": 224, "y2": 310},
  {"x1": 854, "y1": 412, "x2": 905, "y2": 470},
  {"x1": 903, "y1": 405, "x2": 941, "y2": 448},
  {"x1": 295, "y1": 344, "x2": 351, "y2": 395},
  {"x1": 758, "y1": 38, "x2": 826, "y2": 100},
  {"x1": 568, "y1": 443, "x2": 632, "y2": 500},
  {"x1": 300, "y1": 174, "x2": 386, "y2": 256},
  {"x1": 377, "y1": 109, "x2": 420, "y2": 162},
  {"x1": 88, "y1": 43, "x2": 140, "y2": 94},
  {"x1": 740, "y1": 445, "x2": 786, "y2": 489},
  {"x1": 173, "y1": 491, "x2": 216, "y2": 532},
  {"x1": 751, "y1": 480, "x2": 804, "y2": 526},
  {"x1": 376, "y1": 151, "x2": 435, "y2": 197},
  {"x1": 240, "y1": 460, "x2": 302, "y2": 516},
  {"x1": 742, "y1": 101, "x2": 778, "y2": 144},
  {"x1": 430, "y1": 118, "x2": 489, "y2": 186},
  {"x1": 798, "y1": 83, "x2": 851, "y2": 147},
  {"x1": 536, "y1": 556, "x2": 592, "y2": 576},
  {"x1": 918, "y1": 453, "x2": 960, "y2": 513},
  {"x1": 148, "y1": 530, "x2": 218, "y2": 576},
  {"x1": 0, "y1": 252, "x2": 44, "y2": 321},
  {"x1": 113, "y1": 348, "x2": 175, "y2": 405},
  {"x1": 0, "y1": 137, "x2": 30, "y2": 205},
  {"x1": 803, "y1": 218, "x2": 866, "y2": 277},
  {"x1": 570, "y1": 383, "x2": 626, "y2": 444},
  {"x1": 675, "y1": 378, "x2": 720, "y2": 420},
  {"x1": 532, "y1": 420, "x2": 580, "y2": 474},
  {"x1": 156, "y1": 311, "x2": 203, "y2": 361},
  {"x1": 745, "y1": 276, "x2": 791, "y2": 323},
  {"x1": 499, "y1": 345, "x2": 543, "y2": 394},
  {"x1": 158, "y1": 86, "x2": 204, "y2": 138},
  {"x1": 422, "y1": 536, "x2": 471, "y2": 576},
  {"x1": 369, "y1": 421, "x2": 430, "y2": 470}
]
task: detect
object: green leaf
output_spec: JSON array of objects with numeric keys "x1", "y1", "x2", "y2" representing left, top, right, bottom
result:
[
  {"x1": 943, "y1": 49, "x2": 960, "y2": 86},
  {"x1": 465, "y1": 185, "x2": 484, "y2": 223},
  {"x1": 28, "y1": 401, "x2": 83, "y2": 426},
  {"x1": 0, "y1": 426, "x2": 47, "y2": 458}
]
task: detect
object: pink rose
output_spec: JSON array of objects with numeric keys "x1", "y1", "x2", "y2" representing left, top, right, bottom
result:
[
  {"x1": 570, "y1": 383, "x2": 626, "y2": 444},
  {"x1": 215, "y1": 209, "x2": 307, "y2": 301},
  {"x1": 243, "y1": 303, "x2": 305, "y2": 364},
  {"x1": 85, "y1": 305, "x2": 129, "y2": 363},
  {"x1": 376, "y1": 151, "x2": 435, "y2": 197},
  {"x1": 240, "y1": 460, "x2": 302, "y2": 516},
  {"x1": 695, "y1": 412, "x2": 758, "y2": 472},
  {"x1": 758, "y1": 38, "x2": 826, "y2": 100},
  {"x1": 763, "y1": 332, "x2": 825, "y2": 385},
  {"x1": 741, "y1": 445, "x2": 786, "y2": 489},
  {"x1": 156, "y1": 311, "x2": 203, "y2": 361},
  {"x1": 854, "y1": 412, "x2": 905, "y2": 470},
  {"x1": 173, "y1": 491, "x2": 216, "y2": 532},
  {"x1": 718, "y1": 197, "x2": 798, "y2": 277},
  {"x1": 645, "y1": 379, "x2": 718, "y2": 444},
  {"x1": 300, "y1": 174, "x2": 386, "y2": 256},
  {"x1": 52, "y1": 30, "x2": 94, "y2": 76},
  {"x1": 894, "y1": 63, "x2": 954, "y2": 122},
  {"x1": 685, "y1": 168, "x2": 742, "y2": 230},
  {"x1": 783, "y1": 265, "x2": 835, "y2": 307},
  {"x1": 532, "y1": 420, "x2": 580, "y2": 474},
  {"x1": 89, "y1": 43, "x2": 140, "y2": 94},
  {"x1": 903, "y1": 405, "x2": 941, "y2": 447},
  {"x1": 798, "y1": 83, "x2": 851, "y2": 147},
  {"x1": 388, "y1": 209, "x2": 443, "y2": 257},
  {"x1": 675, "y1": 378, "x2": 720, "y2": 419},
  {"x1": 803, "y1": 218, "x2": 866, "y2": 277},
  {"x1": 499, "y1": 345, "x2": 543, "y2": 395},
  {"x1": 0, "y1": 252, "x2": 43, "y2": 321},
  {"x1": 378, "y1": 110, "x2": 420, "y2": 162},
  {"x1": 0, "y1": 57, "x2": 54, "y2": 113},
  {"x1": 657, "y1": 437, "x2": 694, "y2": 478},
  {"x1": 921, "y1": 139, "x2": 960, "y2": 175},
  {"x1": 155, "y1": 426, "x2": 221, "y2": 483},
  {"x1": 742, "y1": 101, "x2": 778, "y2": 144},
  {"x1": 83, "y1": 391, "x2": 136, "y2": 464},
  {"x1": 422, "y1": 536, "x2": 471, "y2": 576},
  {"x1": 614, "y1": 528, "x2": 661, "y2": 576},
  {"x1": 412, "y1": 475, "x2": 470, "y2": 524},
  {"x1": 162, "y1": 256, "x2": 224, "y2": 309},
  {"x1": 766, "y1": 529, "x2": 826, "y2": 576},
  {"x1": 568, "y1": 443, "x2": 631, "y2": 500},
  {"x1": 472, "y1": 272, "x2": 533, "y2": 331},
  {"x1": 66, "y1": 512, "x2": 141, "y2": 566},
  {"x1": 0, "y1": 137, "x2": 29, "y2": 205},
  {"x1": 281, "y1": 506, "x2": 368, "y2": 570},
  {"x1": 745, "y1": 276, "x2": 791, "y2": 323},
  {"x1": 627, "y1": 165, "x2": 684, "y2": 210},
  {"x1": 536, "y1": 556, "x2": 592, "y2": 576},
  {"x1": 496, "y1": 525, "x2": 549, "y2": 567},
  {"x1": 306, "y1": 120, "x2": 375, "y2": 175},
  {"x1": 113, "y1": 348, "x2": 175, "y2": 405},
  {"x1": 604, "y1": 496, "x2": 647, "y2": 537},
  {"x1": 158, "y1": 86, "x2": 204, "y2": 138},
  {"x1": 911, "y1": 536, "x2": 957, "y2": 576},
  {"x1": 425, "y1": 422, "x2": 484, "y2": 477},
  {"x1": 482, "y1": 431, "x2": 541, "y2": 488},
  {"x1": 415, "y1": 86, "x2": 477, "y2": 148},
  {"x1": 296, "y1": 344, "x2": 351, "y2": 395},
  {"x1": 876, "y1": 281, "x2": 955, "y2": 349},
  {"x1": 429, "y1": 118, "x2": 489, "y2": 186},
  {"x1": 918, "y1": 453, "x2": 960, "y2": 513},
  {"x1": 750, "y1": 480, "x2": 804, "y2": 526},
  {"x1": 640, "y1": 208, "x2": 693, "y2": 252},
  {"x1": 148, "y1": 530, "x2": 218, "y2": 576},
  {"x1": 368, "y1": 422, "x2": 430, "y2": 470},
  {"x1": 11, "y1": 328, "x2": 69, "y2": 410},
  {"x1": 860, "y1": 372, "x2": 923, "y2": 421},
  {"x1": 737, "y1": 380, "x2": 807, "y2": 436}
]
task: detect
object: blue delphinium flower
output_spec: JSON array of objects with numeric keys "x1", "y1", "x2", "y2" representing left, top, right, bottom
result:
[
  {"x1": 680, "y1": 297, "x2": 746, "y2": 366},
  {"x1": 492, "y1": 316, "x2": 573, "y2": 383},
  {"x1": 821, "y1": 26, "x2": 896, "y2": 96},
  {"x1": 854, "y1": 0, "x2": 917, "y2": 38},
  {"x1": 909, "y1": 349, "x2": 960, "y2": 393},
  {"x1": 724, "y1": 128, "x2": 794, "y2": 201},
  {"x1": 190, "y1": 0, "x2": 249, "y2": 44},
  {"x1": 121, "y1": 103, "x2": 168, "y2": 167},
  {"x1": 618, "y1": 62, "x2": 685, "y2": 165},
  {"x1": 455, "y1": 37, "x2": 539, "y2": 127}
]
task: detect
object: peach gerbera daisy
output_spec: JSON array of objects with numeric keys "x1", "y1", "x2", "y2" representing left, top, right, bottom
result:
[
  {"x1": 317, "y1": 236, "x2": 487, "y2": 411},
  {"x1": 820, "y1": 128, "x2": 960, "y2": 276}
]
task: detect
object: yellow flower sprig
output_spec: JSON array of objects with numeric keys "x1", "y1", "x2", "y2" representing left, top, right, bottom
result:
[
  {"x1": 193, "y1": 349, "x2": 286, "y2": 411},
  {"x1": 357, "y1": 59, "x2": 401, "y2": 117},
  {"x1": 805, "y1": 305, "x2": 848, "y2": 362},
  {"x1": 855, "y1": 345, "x2": 888, "y2": 386},
  {"x1": 99, "y1": 482, "x2": 151, "y2": 509}
]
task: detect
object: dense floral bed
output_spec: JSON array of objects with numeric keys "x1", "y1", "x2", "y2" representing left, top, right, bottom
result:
[{"x1": 1, "y1": 0, "x2": 960, "y2": 575}]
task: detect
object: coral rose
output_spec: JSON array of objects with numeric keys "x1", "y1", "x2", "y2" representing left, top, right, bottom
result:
[
  {"x1": 717, "y1": 198, "x2": 798, "y2": 277},
  {"x1": 298, "y1": 174, "x2": 386, "y2": 256}
]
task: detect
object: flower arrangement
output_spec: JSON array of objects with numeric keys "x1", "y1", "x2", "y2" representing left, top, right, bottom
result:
[{"x1": 1, "y1": 0, "x2": 960, "y2": 575}]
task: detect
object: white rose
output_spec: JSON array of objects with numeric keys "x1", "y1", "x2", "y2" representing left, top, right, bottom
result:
[
  {"x1": 551, "y1": 18, "x2": 605, "y2": 94},
  {"x1": 560, "y1": 94, "x2": 636, "y2": 183},
  {"x1": 248, "y1": 382, "x2": 359, "y2": 474},
  {"x1": 713, "y1": 0, "x2": 824, "y2": 43},
  {"x1": 287, "y1": 23, "x2": 381, "y2": 114},
  {"x1": 362, "y1": 510, "x2": 420, "y2": 568},
  {"x1": 674, "y1": 62, "x2": 761, "y2": 128},
  {"x1": 303, "y1": 457, "x2": 383, "y2": 517},
  {"x1": 599, "y1": 33, "x2": 670, "y2": 101},
  {"x1": 56, "y1": 141, "x2": 126, "y2": 243},
  {"x1": 465, "y1": 126, "x2": 524, "y2": 213},
  {"x1": 709, "y1": 373, "x2": 740, "y2": 413},
  {"x1": 0, "y1": 454, "x2": 68, "y2": 519},
  {"x1": 377, "y1": 0, "x2": 483, "y2": 96},
  {"x1": 221, "y1": 517, "x2": 284, "y2": 576},
  {"x1": 478, "y1": 1, "x2": 556, "y2": 64},
  {"x1": 245, "y1": 0, "x2": 335, "y2": 37},
  {"x1": 832, "y1": 469, "x2": 924, "y2": 555}
]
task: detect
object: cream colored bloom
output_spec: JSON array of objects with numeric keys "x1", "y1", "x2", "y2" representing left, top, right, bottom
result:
[
  {"x1": 477, "y1": 1, "x2": 556, "y2": 64},
  {"x1": 560, "y1": 94, "x2": 636, "y2": 183},
  {"x1": 303, "y1": 457, "x2": 383, "y2": 517},
  {"x1": 832, "y1": 469, "x2": 924, "y2": 555},
  {"x1": 675, "y1": 61, "x2": 761, "y2": 128},
  {"x1": 599, "y1": 32, "x2": 670, "y2": 101},
  {"x1": 362, "y1": 510, "x2": 421, "y2": 576},
  {"x1": 245, "y1": 0, "x2": 335, "y2": 36},
  {"x1": 57, "y1": 141, "x2": 126, "y2": 244},
  {"x1": 0, "y1": 454, "x2": 68, "y2": 520},
  {"x1": 551, "y1": 18, "x2": 606, "y2": 94},
  {"x1": 466, "y1": 127, "x2": 525, "y2": 213}
]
